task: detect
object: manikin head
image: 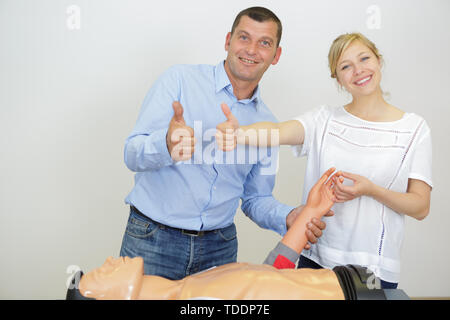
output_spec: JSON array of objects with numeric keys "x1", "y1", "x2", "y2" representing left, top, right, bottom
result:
[{"x1": 78, "y1": 256, "x2": 144, "y2": 300}]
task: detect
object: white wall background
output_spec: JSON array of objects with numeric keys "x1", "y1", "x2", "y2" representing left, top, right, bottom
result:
[{"x1": 1, "y1": 0, "x2": 449, "y2": 299}]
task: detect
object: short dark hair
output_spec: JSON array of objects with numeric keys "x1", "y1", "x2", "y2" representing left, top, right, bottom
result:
[{"x1": 231, "y1": 7, "x2": 282, "y2": 47}]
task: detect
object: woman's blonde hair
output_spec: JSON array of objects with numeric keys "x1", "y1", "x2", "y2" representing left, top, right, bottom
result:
[{"x1": 328, "y1": 32, "x2": 383, "y2": 79}]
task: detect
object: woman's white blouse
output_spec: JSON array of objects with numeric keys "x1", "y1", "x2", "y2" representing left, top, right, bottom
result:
[{"x1": 292, "y1": 105, "x2": 432, "y2": 282}]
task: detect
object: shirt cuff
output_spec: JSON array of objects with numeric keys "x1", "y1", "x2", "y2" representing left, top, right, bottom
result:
[
  {"x1": 148, "y1": 128, "x2": 174, "y2": 167},
  {"x1": 276, "y1": 205, "x2": 296, "y2": 236},
  {"x1": 408, "y1": 173, "x2": 433, "y2": 189}
]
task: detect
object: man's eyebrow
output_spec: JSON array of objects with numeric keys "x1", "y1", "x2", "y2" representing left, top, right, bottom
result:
[
  {"x1": 236, "y1": 30, "x2": 274, "y2": 43},
  {"x1": 236, "y1": 30, "x2": 250, "y2": 36}
]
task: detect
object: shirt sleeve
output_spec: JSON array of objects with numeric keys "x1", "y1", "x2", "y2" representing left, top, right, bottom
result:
[
  {"x1": 240, "y1": 147, "x2": 296, "y2": 236},
  {"x1": 291, "y1": 105, "x2": 330, "y2": 158},
  {"x1": 408, "y1": 121, "x2": 433, "y2": 188},
  {"x1": 263, "y1": 241, "x2": 299, "y2": 268},
  {"x1": 124, "y1": 66, "x2": 181, "y2": 172}
]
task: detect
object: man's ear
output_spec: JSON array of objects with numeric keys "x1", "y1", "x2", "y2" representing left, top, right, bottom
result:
[
  {"x1": 225, "y1": 32, "x2": 231, "y2": 51},
  {"x1": 271, "y1": 46, "x2": 282, "y2": 65}
]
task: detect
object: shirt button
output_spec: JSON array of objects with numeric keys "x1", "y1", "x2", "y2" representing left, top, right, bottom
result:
[{"x1": 213, "y1": 186, "x2": 217, "y2": 190}]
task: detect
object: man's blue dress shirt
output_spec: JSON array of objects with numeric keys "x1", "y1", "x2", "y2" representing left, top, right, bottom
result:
[{"x1": 124, "y1": 61, "x2": 295, "y2": 235}]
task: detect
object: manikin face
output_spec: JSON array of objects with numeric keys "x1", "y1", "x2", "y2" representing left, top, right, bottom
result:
[
  {"x1": 224, "y1": 15, "x2": 282, "y2": 86},
  {"x1": 335, "y1": 40, "x2": 382, "y2": 98},
  {"x1": 79, "y1": 256, "x2": 144, "y2": 300}
]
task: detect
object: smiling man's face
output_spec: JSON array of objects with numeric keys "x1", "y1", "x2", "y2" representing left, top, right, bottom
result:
[{"x1": 224, "y1": 15, "x2": 281, "y2": 87}]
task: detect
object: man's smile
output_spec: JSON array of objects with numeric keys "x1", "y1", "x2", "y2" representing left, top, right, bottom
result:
[{"x1": 239, "y1": 57, "x2": 258, "y2": 65}]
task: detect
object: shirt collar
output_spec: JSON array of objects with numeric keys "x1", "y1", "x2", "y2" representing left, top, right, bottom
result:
[{"x1": 214, "y1": 61, "x2": 260, "y2": 108}]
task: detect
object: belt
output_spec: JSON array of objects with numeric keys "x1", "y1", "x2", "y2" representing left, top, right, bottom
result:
[{"x1": 130, "y1": 206, "x2": 214, "y2": 237}]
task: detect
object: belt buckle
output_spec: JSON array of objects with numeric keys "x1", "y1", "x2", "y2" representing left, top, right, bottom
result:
[{"x1": 182, "y1": 229, "x2": 204, "y2": 237}]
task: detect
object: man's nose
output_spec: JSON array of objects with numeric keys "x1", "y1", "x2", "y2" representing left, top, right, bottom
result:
[{"x1": 245, "y1": 42, "x2": 258, "y2": 55}]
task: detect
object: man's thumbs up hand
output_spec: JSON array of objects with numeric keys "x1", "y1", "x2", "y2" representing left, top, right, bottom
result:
[
  {"x1": 171, "y1": 101, "x2": 185, "y2": 124},
  {"x1": 216, "y1": 103, "x2": 240, "y2": 151},
  {"x1": 220, "y1": 103, "x2": 239, "y2": 127},
  {"x1": 167, "y1": 101, "x2": 196, "y2": 162}
]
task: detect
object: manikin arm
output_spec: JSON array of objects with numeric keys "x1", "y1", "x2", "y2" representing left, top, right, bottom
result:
[{"x1": 264, "y1": 167, "x2": 337, "y2": 268}]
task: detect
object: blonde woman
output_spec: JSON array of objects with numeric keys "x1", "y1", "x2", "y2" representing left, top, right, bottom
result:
[{"x1": 216, "y1": 33, "x2": 432, "y2": 289}]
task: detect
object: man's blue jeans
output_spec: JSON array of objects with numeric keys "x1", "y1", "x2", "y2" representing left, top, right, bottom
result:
[{"x1": 119, "y1": 206, "x2": 238, "y2": 280}]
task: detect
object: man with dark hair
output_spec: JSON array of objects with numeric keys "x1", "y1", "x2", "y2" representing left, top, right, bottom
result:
[
  {"x1": 231, "y1": 6, "x2": 282, "y2": 47},
  {"x1": 120, "y1": 7, "x2": 329, "y2": 280}
]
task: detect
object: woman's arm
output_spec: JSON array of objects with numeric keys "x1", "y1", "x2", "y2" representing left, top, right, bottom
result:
[
  {"x1": 370, "y1": 179, "x2": 431, "y2": 221},
  {"x1": 334, "y1": 172, "x2": 431, "y2": 221},
  {"x1": 239, "y1": 120, "x2": 305, "y2": 146},
  {"x1": 216, "y1": 103, "x2": 305, "y2": 150}
]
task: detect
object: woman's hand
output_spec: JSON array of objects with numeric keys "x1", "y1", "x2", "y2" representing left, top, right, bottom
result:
[{"x1": 332, "y1": 171, "x2": 375, "y2": 202}]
